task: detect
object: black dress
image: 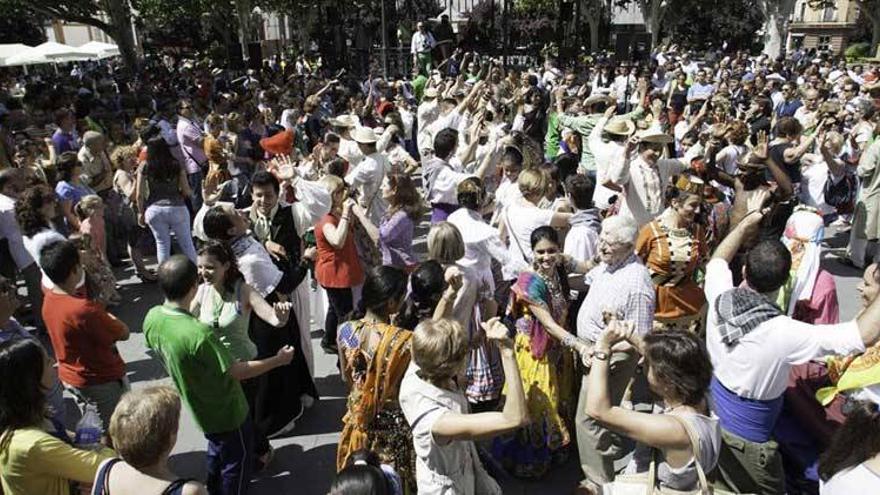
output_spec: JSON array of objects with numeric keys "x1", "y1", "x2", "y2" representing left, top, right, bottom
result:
[{"x1": 249, "y1": 205, "x2": 319, "y2": 438}]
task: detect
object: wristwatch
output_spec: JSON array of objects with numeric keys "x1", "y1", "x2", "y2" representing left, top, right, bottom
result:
[{"x1": 592, "y1": 349, "x2": 610, "y2": 361}]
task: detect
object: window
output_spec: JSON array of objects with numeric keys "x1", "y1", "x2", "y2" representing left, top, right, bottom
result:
[
  {"x1": 797, "y1": 2, "x2": 806, "y2": 22},
  {"x1": 817, "y1": 35, "x2": 832, "y2": 51},
  {"x1": 823, "y1": 6, "x2": 836, "y2": 22}
]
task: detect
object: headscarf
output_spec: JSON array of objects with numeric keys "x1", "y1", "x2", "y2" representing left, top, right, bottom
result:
[
  {"x1": 817, "y1": 344, "x2": 880, "y2": 406},
  {"x1": 780, "y1": 206, "x2": 824, "y2": 316}
]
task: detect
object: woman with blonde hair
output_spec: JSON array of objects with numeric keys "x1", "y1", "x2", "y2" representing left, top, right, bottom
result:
[
  {"x1": 502, "y1": 168, "x2": 573, "y2": 279},
  {"x1": 399, "y1": 317, "x2": 528, "y2": 494},
  {"x1": 92, "y1": 386, "x2": 207, "y2": 494},
  {"x1": 427, "y1": 221, "x2": 504, "y2": 412}
]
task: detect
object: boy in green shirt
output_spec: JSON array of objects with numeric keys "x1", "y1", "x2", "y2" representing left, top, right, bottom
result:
[{"x1": 145, "y1": 255, "x2": 293, "y2": 495}]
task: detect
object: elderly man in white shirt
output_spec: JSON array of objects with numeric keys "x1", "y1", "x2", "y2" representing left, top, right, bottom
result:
[
  {"x1": 575, "y1": 215, "x2": 655, "y2": 493},
  {"x1": 344, "y1": 127, "x2": 389, "y2": 226},
  {"x1": 704, "y1": 191, "x2": 880, "y2": 495},
  {"x1": 411, "y1": 21, "x2": 436, "y2": 75},
  {"x1": 605, "y1": 127, "x2": 687, "y2": 227}
]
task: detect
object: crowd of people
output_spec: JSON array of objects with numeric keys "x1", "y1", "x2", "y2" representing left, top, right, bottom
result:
[{"x1": 0, "y1": 36, "x2": 879, "y2": 495}]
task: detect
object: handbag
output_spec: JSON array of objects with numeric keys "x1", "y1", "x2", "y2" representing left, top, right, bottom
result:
[
  {"x1": 824, "y1": 170, "x2": 857, "y2": 209},
  {"x1": 602, "y1": 415, "x2": 743, "y2": 495}
]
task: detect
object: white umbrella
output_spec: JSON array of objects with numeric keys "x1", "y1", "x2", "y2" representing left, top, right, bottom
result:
[
  {"x1": 4, "y1": 41, "x2": 93, "y2": 66},
  {"x1": 0, "y1": 44, "x2": 32, "y2": 66},
  {"x1": 78, "y1": 41, "x2": 120, "y2": 59}
]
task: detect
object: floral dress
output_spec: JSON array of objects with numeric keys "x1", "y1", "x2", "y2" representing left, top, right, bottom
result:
[
  {"x1": 492, "y1": 268, "x2": 575, "y2": 479},
  {"x1": 337, "y1": 319, "x2": 415, "y2": 492}
]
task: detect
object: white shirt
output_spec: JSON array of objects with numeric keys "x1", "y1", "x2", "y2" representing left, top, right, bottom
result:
[
  {"x1": 503, "y1": 201, "x2": 553, "y2": 277},
  {"x1": 447, "y1": 208, "x2": 512, "y2": 278},
  {"x1": 587, "y1": 117, "x2": 627, "y2": 210},
  {"x1": 704, "y1": 259, "x2": 865, "y2": 400},
  {"x1": 609, "y1": 155, "x2": 686, "y2": 227},
  {"x1": 563, "y1": 211, "x2": 600, "y2": 263},
  {"x1": 410, "y1": 31, "x2": 436, "y2": 54},
  {"x1": 345, "y1": 152, "x2": 388, "y2": 225},
  {"x1": 398, "y1": 363, "x2": 502, "y2": 495},
  {"x1": 338, "y1": 137, "x2": 364, "y2": 167},
  {"x1": 230, "y1": 235, "x2": 283, "y2": 298},
  {"x1": 424, "y1": 157, "x2": 471, "y2": 205},
  {"x1": 0, "y1": 194, "x2": 33, "y2": 270},
  {"x1": 821, "y1": 463, "x2": 880, "y2": 494}
]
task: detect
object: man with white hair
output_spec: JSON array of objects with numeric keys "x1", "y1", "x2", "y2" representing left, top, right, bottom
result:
[{"x1": 575, "y1": 215, "x2": 655, "y2": 493}]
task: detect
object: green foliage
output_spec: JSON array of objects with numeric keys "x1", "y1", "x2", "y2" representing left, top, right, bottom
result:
[
  {"x1": 0, "y1": 1, "x2": 47, "y2": 45},
  {"x1": 845, "y1": 41, "x2": 871, "y2": 60},
  {"x1": 663, "y1": 0, "x2": 764, "y2": 51}
]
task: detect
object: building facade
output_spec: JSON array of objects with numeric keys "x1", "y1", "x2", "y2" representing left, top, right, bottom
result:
[{"x1": 788, "y1": 0, "x2": 861, "y2": 55}]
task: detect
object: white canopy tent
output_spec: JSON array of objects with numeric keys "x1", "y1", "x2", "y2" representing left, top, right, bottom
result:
[
  {"x1": 0, "y1": 44, "x2": 32, "y2": 66},
  {"x1": 78, "y1": 41, "x2": 120, "y2": 59},
  {"x1": 3, "y1": 41, "x2": 93, "y2": 66}
]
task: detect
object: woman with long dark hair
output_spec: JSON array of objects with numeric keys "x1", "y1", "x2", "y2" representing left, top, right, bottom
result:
[
  {"x1": 54, "y1": 151, "x2": 93, "y2": 232},
  {"x1": 0, "y1": 339, "x2": 113, "y2": 494},
  {"x1": 15, "y1": 184, "x2": 66, "y2": 289},
  {"x1": 351, "y1": 172, "x2": 424, "y2": 271},
  {"x1": 336, "y1": 266, "x2": 415, "y2": 491},
  {"x1": 819, "y1": 398, "x2": 880, "y2": 493},
  {"x1": 135, "y1": 137, "x2": 196, "y2": 263}
]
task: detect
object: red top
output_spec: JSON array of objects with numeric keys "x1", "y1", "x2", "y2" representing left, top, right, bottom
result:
[
  {"x1": 42, "y1": 290, "x2": 127, "y2": 387},
  {"x1": 315, "y1": 213, "x2": 365, "y2": 288}
]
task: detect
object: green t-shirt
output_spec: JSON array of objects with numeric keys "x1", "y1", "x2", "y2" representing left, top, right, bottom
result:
[
  {"x1": 412, "y1": 75, "x2": 427, "y2": 102},
  {"x1": 144, "y1": 304, "x2": 249, "y2": 434},
  {"x1": 544, "y1": 112, "x2": 561, "y2": 158}
]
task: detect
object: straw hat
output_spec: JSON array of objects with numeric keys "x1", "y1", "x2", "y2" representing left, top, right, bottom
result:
[
  {"x1": 603, "y1": 117, "x2": 635, "y2": 136},
  {"x1": 329, "y1": 114, "x2": 359, "y2": 128},
  {"x1": 583, "y1": 94, "x2": 614, "y2": 108},
  {"x1": 351, "y1": 126, "x2": 379, "y2": 144},
  {"x1": 637, "y1": 124, "x2": 673, "y2": 144}
]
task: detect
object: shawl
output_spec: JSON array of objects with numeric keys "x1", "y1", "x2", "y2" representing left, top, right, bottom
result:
[
  {"x1": 779, "y1": 206, "x2": 824, "y2": 316},
  {"x1": 510, "y1": 271, "x2": 552, "y2": 359}
]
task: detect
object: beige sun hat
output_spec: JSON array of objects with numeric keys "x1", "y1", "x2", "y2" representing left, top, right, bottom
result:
[
  {"x1": 351, "y1": 126, "x2": 379, "y2": 144},
  {"x1": 583, "y1": 94, "x2": 615, "y2": 107},
  {"x1": 637, "y1": 124, "x2": 673, "y2": 144},
  {"x1": 603, "y1": 117, "x2": 636, "y2": 136},
  {"x1": 329, "y1": 114, "x2": 359, "y2": 129},
  {"x1": 424, "y1": 87, "x2": 439, "y2": 98}
]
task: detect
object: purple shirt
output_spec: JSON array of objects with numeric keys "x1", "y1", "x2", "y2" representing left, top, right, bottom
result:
[
  {"x1": 176, "y1": 117, "x2": 207, "y2": 175},
  {"x1": 379, "y1": 210, "x2": 416, "y2": 269},
  {"x1": 51, "y1": 129, "x2": 79, "y2": 155}
]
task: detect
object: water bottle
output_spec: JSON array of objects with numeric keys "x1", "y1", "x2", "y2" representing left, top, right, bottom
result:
[{"x1": 74, "y1": 403, "x2": 103, "y2": 451}]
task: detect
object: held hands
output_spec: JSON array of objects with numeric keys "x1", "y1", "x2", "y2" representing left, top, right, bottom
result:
[
  {"x1": 744, "y1": 187, "x2": 771, "y2": 222},
  {"x1": 302, "y1": 246, "x2": 317, "y2": 262},
  {"x1": 275, "y1": 345, "x2": 295, "y2": 365},
  {"x1": 342, "y1": 197, "x2": 357, "y2": 215},
  {"x1": 600, "y1": 316, "x2": 635, "y2": 350},
  {"x1": 265, "y1": 240, "x2": 288, "y2": 261},
  {"x1": 482, "y1": 317, "x2": 513, "y2": 348}
]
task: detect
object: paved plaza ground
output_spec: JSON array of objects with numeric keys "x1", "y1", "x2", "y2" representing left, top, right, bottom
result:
[{"x1": 50, "y1": 224, "x2": 865, "y2": 494}]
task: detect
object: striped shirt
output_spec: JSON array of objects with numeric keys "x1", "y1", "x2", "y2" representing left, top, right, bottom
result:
[{"x1": 576, "y1": 253, "x2": 655, "y2": 343}]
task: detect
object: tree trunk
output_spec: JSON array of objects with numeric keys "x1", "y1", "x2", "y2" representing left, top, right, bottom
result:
[
  {"x1": 588, "y1": 17, "x2": 600, "y2": 53},
  {"x1": 235, "y1": 0, "x2": 253, "y2": 59},
  {"x1": 102, "y1": 0, "x2": 137, "y2": 73},
  {"x1": 862, "y1": 1, "x2": 880, "y2": 57},
  {"x1": 638, "y1": 0, "x2": 666, "y2": 50}
]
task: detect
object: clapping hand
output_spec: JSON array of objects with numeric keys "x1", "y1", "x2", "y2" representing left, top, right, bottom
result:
[{"x1": 273, "y1": 302, "x2": 292, "y2": 324}]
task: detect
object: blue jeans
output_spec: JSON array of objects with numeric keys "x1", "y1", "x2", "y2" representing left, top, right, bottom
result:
[
  {"x1": 145, "y1": 204, "x2": 197, "y2": 264},
  {"x1": 205, "y1": 416, "x2": 254, "y2": 495},
  {"x1": 188, "y1": 170, "x2": 204, "y2": 213}
]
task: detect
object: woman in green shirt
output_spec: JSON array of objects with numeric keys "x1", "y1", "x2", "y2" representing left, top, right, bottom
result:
[
  {"x1": 0, "y1": 338, "x2": 113, "y2": 495},
  {"x1": 191, "y1": 241, "x2": 293, "y2": 467}
]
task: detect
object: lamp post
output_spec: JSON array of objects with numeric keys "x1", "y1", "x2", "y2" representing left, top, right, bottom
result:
[{"x1": 381, "y1": 0, "x2": 389, "y2": 78}]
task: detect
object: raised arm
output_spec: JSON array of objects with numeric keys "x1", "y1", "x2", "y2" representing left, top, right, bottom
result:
[
  {"x1": 431, "y1": 318, "x2": 529, "y2": 442},
  {"x1": 712, "y1": 189, "x2": 769, "y2": 263},
  {"x1": 229, "y1": 345, "x2": 294, "y2": 381},
  {"x1": 585, "y1": 319, "x2": 689, "y2": 450}
]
